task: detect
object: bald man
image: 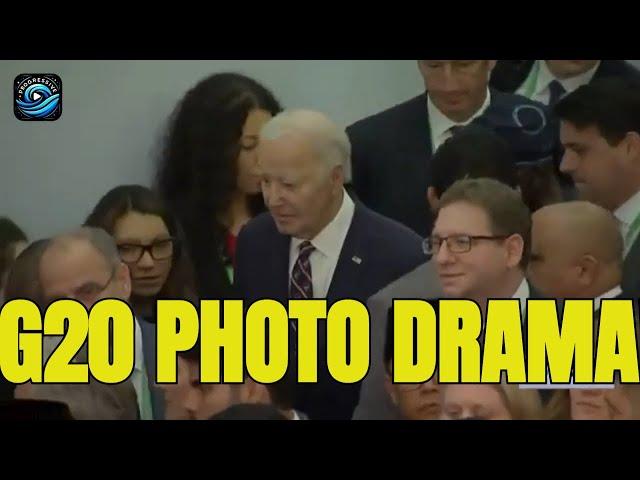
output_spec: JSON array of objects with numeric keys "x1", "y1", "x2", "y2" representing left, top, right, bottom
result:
[
  {"x1": 527, "y1": 201, "x2": 638, "y2": 404},
  {"x1": 528, "y1": 201, "x2": 624, "y2": 302}
]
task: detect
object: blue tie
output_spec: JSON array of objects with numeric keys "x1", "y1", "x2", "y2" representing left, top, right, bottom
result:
[{"x1": 548, "y1": 80, "x2": 566, "y2": 107}]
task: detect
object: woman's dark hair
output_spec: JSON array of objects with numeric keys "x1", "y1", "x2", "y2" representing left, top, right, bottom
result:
[
  {"x1": 0, "y1": 217, "x2": 28, "y2": 291},
  {"x1": 156, "y1": 73, "x2": 282, "y2": 298},
  {"x1": 516, "y1": 161, "x2": 564, "y2": 213},
  {"x1": 84, "y1": 185, "x2": 196, "y2": 303}
]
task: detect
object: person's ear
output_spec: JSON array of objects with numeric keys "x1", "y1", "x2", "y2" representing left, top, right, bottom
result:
[
  {"x1": 242, "y1": 379, "x2": 270, "y2": 405},
  {"x1": 115, "y1": 262, "x2": 131, "y2": 299},
  {"x1": 331, "y1": 165, "x2": 345, "y2": 191},
  {"x1": 504, "y1": 234, "x2": 525, "y2": 269},
  {"x1": 576, "y1": 254, "x2": 598, "y2": 288},
  {"x1": 427, "y1": 186, "x2": 440, "y2": 213},
  {"x1": 621, "y1": 131, "x2": 640, "y2": 169}
]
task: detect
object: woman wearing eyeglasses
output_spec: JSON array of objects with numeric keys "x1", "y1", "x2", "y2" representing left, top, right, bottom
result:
[
  {"x1": 85, "y1": 185, "x2": 196, "y2": 316},
  {"x1": 85, "y1": 184, "x2": 197, "y2": 420}
]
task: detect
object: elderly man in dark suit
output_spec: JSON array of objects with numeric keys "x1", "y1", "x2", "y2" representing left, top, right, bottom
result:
[
  {"x1": 348, "y1": 60, "x2": 560, "y2": 237},
  {"x1": 235, "y1": 109, "x2": 425, "y2": 420}
]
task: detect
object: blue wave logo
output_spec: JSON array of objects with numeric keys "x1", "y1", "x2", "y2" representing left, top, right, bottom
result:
[{"x1": 14, "y1": 74, "x2": 62, "y2": 121}]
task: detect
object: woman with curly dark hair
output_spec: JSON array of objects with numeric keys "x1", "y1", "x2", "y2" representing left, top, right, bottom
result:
[{"x1": 156, "y1": 73, "x2": 282, "y2": 298}]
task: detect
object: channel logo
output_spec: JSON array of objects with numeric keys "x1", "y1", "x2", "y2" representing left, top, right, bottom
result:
[{"x1": 14, "y1": 74, "x2": 62, "y2": 121}]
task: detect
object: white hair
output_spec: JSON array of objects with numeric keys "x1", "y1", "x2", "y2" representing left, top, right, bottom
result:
[{"x1": 260, "y1": 109, "x2": 352, "y2": 182}]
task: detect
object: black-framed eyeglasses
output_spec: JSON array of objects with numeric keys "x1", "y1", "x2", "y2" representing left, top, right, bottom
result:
[
  {"x1": 117, "y1": 238, "x2": 176, "y2": 264},
  {"x1": 423, "y1": 234, "x2": 509, "y2": 255}
]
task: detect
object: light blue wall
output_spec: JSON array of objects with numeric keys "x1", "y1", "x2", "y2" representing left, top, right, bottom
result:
[
  {"x1": 0, "y1": 60, "x2": 423, "y2": 239},
  {"x1": 2, "y1": 60, "x2": 639, "y2": 240}
]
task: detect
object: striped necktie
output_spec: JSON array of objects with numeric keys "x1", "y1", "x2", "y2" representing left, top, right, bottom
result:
[{"x1": 290, "y1": 241, "x2": 315, "y2": 299}]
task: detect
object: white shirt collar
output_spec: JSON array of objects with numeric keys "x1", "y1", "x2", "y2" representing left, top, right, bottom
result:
[
  {"x1": 535, "y1": 60, "x2": 601, "y2": 97},
  {"x1": 614, "y1": 189, "x2": 640, "y2": 228},
  {"x1": 291, "y1": 189, "x2": 355, "y2": 260},
  {"x1": 512, "y1": 277, "x2": 530, "y2": 314},
  {"x1": 594, "y1": 285, "x2": 623, "y2": 311},
  {"x1": 427, "y1": 88, "x2": 491, "y2": 147}
]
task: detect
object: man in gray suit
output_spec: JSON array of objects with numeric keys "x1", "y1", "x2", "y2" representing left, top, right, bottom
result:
[
  {"x1": 353, "y1": 126, "x2": 523, "y2": 419},
  {"x1": 13, "y1": 228, "x2": 143, "y2": 420},
  {"x1": 555, "y1": 78, "x2": 640, "y2": 298}
]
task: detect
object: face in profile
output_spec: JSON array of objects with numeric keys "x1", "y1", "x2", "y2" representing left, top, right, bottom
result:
[
  {"x1": 259, "y1": 132, "x2": 343, "y2": 240},
  {"x1": 39, "y1": 240, "x2": 130, "y2": 309},
  {"x1": 432, "y1": 201, "x2": 522, "y2": 299},
  {"x1": 385, "y1": 374, "x2": 441, "y2": 420},
  {"x1": 418, "y1": 60, "x2": 495, "y2": 123},
  {"x1": 164, "y1": 357, "x2": 269, "y2": 420},
  {"x1": 528, "y1": 211, "x2": 581, "y2": 298},
  {"x1": 545, "y1": 60, "x2": 599, "y2": 79},
  {"x1": 559, "y1": 122, "x2": 629, "y2": 211},
  {"x1": 441, "y1": 384, "x2": 512, "y2": 420},
  {"x1": 237, "y1": 109, "x2": 273, "y2": 195},
  {"x1": 112, "y1": 211, "x2": 174, "y2": 298}
]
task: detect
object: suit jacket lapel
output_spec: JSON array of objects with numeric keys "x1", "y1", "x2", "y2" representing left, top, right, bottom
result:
[
  {"x1": 623, "y1": 238, "x2": 640, "y2": 296},
  {"x1": 272, "y1": 232, "x2": 292, "y2": 302},
  {"x1": 326, "y1": 205, "x2": 366, "y2": 303}
]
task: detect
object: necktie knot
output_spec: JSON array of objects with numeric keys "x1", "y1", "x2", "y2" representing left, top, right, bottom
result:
[
  {"x1": 299, "y1": 241, "x2": 315, "y2": 257},
  {"x1": 548, "y1": 80, "x2": 567, "y2": 107},
  {"x1": 290, "y1": 241, "x2": 315, "y2": 300}
]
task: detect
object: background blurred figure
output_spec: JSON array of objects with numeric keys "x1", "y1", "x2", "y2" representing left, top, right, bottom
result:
[
  {"x1": 348, "y1": 60, "x2": 559, "y2": 236},
  {"x1": 33, "y1": 227, "x2": 149, "y2": 419},
  {"x1": 157, "y1": 73, "x2": 282, "y2": 299},
  {"x1": 491, "y1": 60, "x2": 640, "y2": 107},
  {"x1": 544, "y1": 384, "x2": 640, "y2": 420},
  {"x1": 85, "y1": 184, "x2": 198, "y2": 419},
  {"x1": 236, "y1": 109, "x2": 424, "y2": 419},
  {"x1": 0, "y1": 239, "x2": 49, "y2": 403},
  {"x1": 516, "y1": 162, "x2": 563, "y2": 213},
  {"x1": 0, "y1": 217, "x2": 28, "y2": 302},
  {"x1": 382, "y1": 310, "x2": 440, "y2": 420},
  {"x1": 441, "y1": 383, "x2": 543, "y2": 420},
  {"x1": 162, "y1": 346, "x2": 270, "y2": 420},
  {"x1": 529, "y1": 201, "x2": 624, "y2": 301},
  {"x1": 555, "y1": 77, "x2": 640, "y2": 297},
  {"x1": 15, "y1": 380, "x2": 139, "y2": 420},
  {"x1": 209, "y1": 403, "x2": 289, "y2": 421}
]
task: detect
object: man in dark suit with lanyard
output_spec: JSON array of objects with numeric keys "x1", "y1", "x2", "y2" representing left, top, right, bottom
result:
[
  {"x1": 555, "y1": 77, "x2": 640, "y2": 298},
  {"x1": 348, "y1": 60, "x2": 559, "y2": 237}
]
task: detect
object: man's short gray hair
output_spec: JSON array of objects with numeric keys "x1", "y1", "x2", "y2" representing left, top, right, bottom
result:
[
  {"x1": 260, "y1": 109, "x2": 352, "y2": 182},
  {"x1": 49, "y1": 226, "x2": 121, "y2": 270}
]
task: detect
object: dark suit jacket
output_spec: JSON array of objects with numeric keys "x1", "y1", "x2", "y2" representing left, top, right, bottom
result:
[
  {"x1": 623, "y1": 238, "x2": 640, "y2": 299},
  {"x1": 347, "y1": 90, "x2": 559, "y2": 237},
  {"x1": 234, "y1": 202, "x2": 426, "y2": 419},
  {"x1": 490, "y1": 60, "x2": 640, "y2": 94}
]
